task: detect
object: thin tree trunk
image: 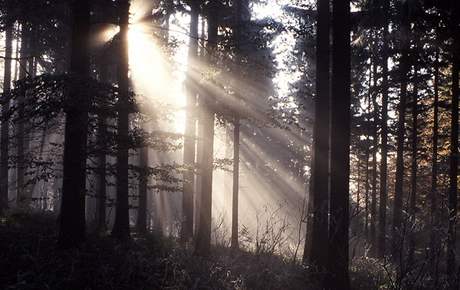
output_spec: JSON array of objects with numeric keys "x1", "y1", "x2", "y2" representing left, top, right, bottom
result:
[
  {"x1": 112, "y1": 0, "x2": 131, "y2": 241},
  {"x1": 304, "y1": 0, "x2": 330, "y2": 273},
  {"x1": 137, "y1": 146, "x2": 148, "y2": 233},
  {"x1": 408, "y1": 69, "x2": 418, "y2": 265},
  {"x1": 328, "y1": 0, "x2": 350, "y2": 288},
  {"x1": 58, "y1": 0, "x2": 91, "y2": 248},
  {"x1": 447, "y1": 5, "x2": 459, "y2": 286},
  {"x1": 364, "y1": 141, "x2": 370, "y2": 239},
  {"x1": 181, "y1": 0, "x2": 199, "y2": 243},
  {"x1": 0, "y1": 25, "x2": 12, "y2": 214},
  {"x1": 230, "y1": 0, "x2": 244, "y2": 250},
  {"x1": 377, "y1": 1, "x2": 389, "y2": 257},
  {"x1": 231, "y1": 117, "x2": 240, "y2": 249},
  {"x1": 430, "y1": 50, "x2": 440, "y2": 282},
  {"x1": 194, "y1": 0, "x2": 218, "y2": 256},
  {"x1": 391, "y1": 2, "x2": 409, "y2": 259},
  {"x1": 97, "y1": 117, "x2": 107, "y2": 232},
  {"x1": 17, "y1": 24, "x2": 29, "y2": 207},
  {"x1": 370, "y1": 60, "x2": 378, "y2": 256}
]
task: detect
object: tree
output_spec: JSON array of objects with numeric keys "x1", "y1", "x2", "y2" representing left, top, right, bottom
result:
[
  {"x1": 391, "y1": 0, "x2": 409, "y2": 259},
  {"x1": 0, "y1": 24, "x2": 12, "y2": 214},
  {"x1": 181, "y1": 0, "x2": 199, "y2": 244},
  {"x1": 137, "y1": 146, "x2": 148, "y2": 233},
  {"x1": 304, "y1": 0, "x2": 330, "y2": 275},
  {"x1": 195, "y1": 0, "x2": 218, "y2": 256},
  {"x1": 446, "y1": 1, "x2": 459, "y2": 286},
  {"x1": 377, "y1": 0, "x2": 390, "y2": 258},
  {"x1": 58, "y1": 0, "x2": 91, "y2": 248},
  {"x1": 408, "y1": 68, "x2": 418, "y2": 264},
  {"x1": 370, "y1": 59, "x2": 378, "y2": 255},
  {"x1": 327, "y1": 0, "x2": 350, "y2": 288},
  {"x1": 17, "y1": 23, "x2": 29, "y2": 207},
  {"x1": 112, "y1": 0, "x2": 131, "y2": 241},
  {"x1": 429, "y1": 49, "x2": 440, "y2": 277}
]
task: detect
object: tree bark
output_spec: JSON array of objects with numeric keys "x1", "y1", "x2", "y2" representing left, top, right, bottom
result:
[
  {"x1": 194, "y1": 0, "x2": 218, "y2": 256},
  {"x1": 97, "y1": 117, "x2": 107, "y2": 233},
  {"x1": 377, "y1": 0, "x2": 389, "y2": 257},
  {"x1": 304, "y1": 0, "x2": 330, "y2": 273},
  {"x1": 408, "y1": 69, "x2": 418, "y2": 265},
  {"x1": 370, "y1": 60, "x2": 378, "y2": 256},
  {"x1": 447, "y1": 4, "x2": 459, "y2": 286},
  {"x1": 112, "y1": 0, "x2": 131, "y2": 241},
  {"x1": 181, "y1": 0, "x2": 199, "y2": 243},
  {"x1": 137, "y1": 146, "x2": 148, "y2": 233},
  {"x1": 0, "y1": 24, "x2": 12, "y2": 214},
  {"x1": 231, "y1": 117, "x2": 240, "y2": 249},
  {"x1": 429, "y1": 50, "x2": 440, "y2": 281},
  {"x1": 17, "y1": 24, "x2": 29, "y2": 207},
  {"x1": 58, "y1": 0, "x2": 91, "y2": 248},
  {"x1": 327, "y1": 0, "x2": 350, "y2": 288},
  {"x1": 391, "y1": 1, "x2": 409, "y2": 259}
]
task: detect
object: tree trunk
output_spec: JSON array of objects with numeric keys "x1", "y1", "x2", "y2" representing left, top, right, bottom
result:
[
  {"x1": 194, "y1": 1, "x2": 218, "y2": 256},
  {"x1": 370, "y1": 60, "x2": 378, "y2": 256},
  {"x1": 391, "y1": 2, "x2": 409, "y2": 259},
  {"x1": 112, "y1": 0, "x2": 131, "y2": 241},
  {"x1": 137, "y1": 146, "x2": 148, "y2": 233},
  {"x1": 328, "y1": 0, "x2": 350, "y2": 288},
  {"x1": 17, "y1": 24, "x2": 29, "y2": 207},
  {"x1": 181, "y1": 0, "x2": 199, "y2": 243},
  {"x1": 58, "y1": 0, "x2": 91, "y2": 248},
  {"x1": 95, "y1": 62, "x2": 108, "y2": 233},
  {"x1": 377, "y1": 0, "x2": 389, "y2": 257},
  {"x1": 408, "y1": 69, "x2": 418, "y2": 265},
  {"x1": 304, "y1": 0, "x2": 330, "y2": 273},
  {"x1": 0, "y1": 24, "x2": 12, "y2": 214},
  {"x1": 364, "y1": 141, "x2": 370, "y2": 239},
  {"x1": 429, "y1": 50, "x2": 440, "y2": 282},
  {"x1": 447, "y1": 5, "x2": 459, "y2": 286},
  {"x1": 231, "y1": 117, "x2": 240, "y2": 249},
  {"x1": 230, "y1": 0, "x2": 244, "y2": 250}
]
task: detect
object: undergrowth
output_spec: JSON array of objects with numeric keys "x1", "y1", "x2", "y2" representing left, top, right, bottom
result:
[{"x1": 0, "y1": 211, "x2": 314, "y2": 290}]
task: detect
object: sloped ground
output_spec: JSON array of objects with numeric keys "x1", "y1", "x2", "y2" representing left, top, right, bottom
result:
[{"x1": 0, "y1": 211, "x2": 316, "y2": 290}]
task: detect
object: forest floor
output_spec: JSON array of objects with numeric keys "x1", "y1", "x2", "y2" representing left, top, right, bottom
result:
[{"x1": 0, "y1": 211, "x2": 380, "y2": 290}]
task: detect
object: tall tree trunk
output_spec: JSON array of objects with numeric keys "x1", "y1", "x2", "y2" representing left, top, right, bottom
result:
[
  {"x1": 95, "y1": 62, "x2": 108, "y2": 233},
  {"x1": 112, "y1": 0, "x2": 131, "y2": 241},
  {"x1": 181, "y1": 0, "x2": 199, "y2": 243},
  {"x1": 17, "y1": 24, "x2": 29, "y2": 207},
  {"x1": 303, "y1": 0, "x2": 330, "y2": 273},
  {"x1": 364, "y1": 141, "x2": 370, "y2": 239},
  {"x1": 430, "y1": 50, "x2": 440, "y2": 282},
  {"x1": 58, "y1": 0, "x2": 91, "y2": 248},
  {"x1": 97, "y1": 117, "x2": 107, "y2": 232},
  {"x1": 391, "y1": 2, "x2": 409, "y2": 259},
  {"x1": 0, "y1": 25, "x2": 12, "y2": 214},
  {"x1": 370, "y1": 60, "x2": 378, "y2": 256},
  {"x1": 231, "y1": 117, "x2": 240, "y2": 249},
  {"x1": 137, "y1": 146, "x2": 148, "y2": 233},
  {"x1": 377, "y1": 0, "x2": 389, "y2": 257},
  {"x1": 408, "y1": 70, "x2": 418, "y2": 265},
  {"x1": 230, "y1": 0, "x2": 244, "y2": 250},
  {"x1": 328, "y1": 0, "x2": 350, "y2": 288},
  {"x1": 447, "y1": 5, "x2": 459, "y2": 286},
  {"x1": 194, "y1": 1, "x2": 218, "y2": 256}
]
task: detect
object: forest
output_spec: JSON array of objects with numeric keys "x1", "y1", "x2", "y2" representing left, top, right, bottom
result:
[{"x1": 0, "y1": 0, "x2": 458, "y2": 289}]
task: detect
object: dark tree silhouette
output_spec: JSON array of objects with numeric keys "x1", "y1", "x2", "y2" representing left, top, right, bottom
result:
[
  {"x1": 304, "y1": 0, "x2": 330, "y2": 275},
  {"x1": 112, "y1": 0, "x2": 131, "y2": 241},
  {"x1": 0, "y1": 24, "x2": 12, "y2": 214},
  {"x1": 58, "y1": 0, "x2": 91, "y2": 248},
  {"x1": 328, "y1": 0, "x2": 351, "y2": 288}
]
